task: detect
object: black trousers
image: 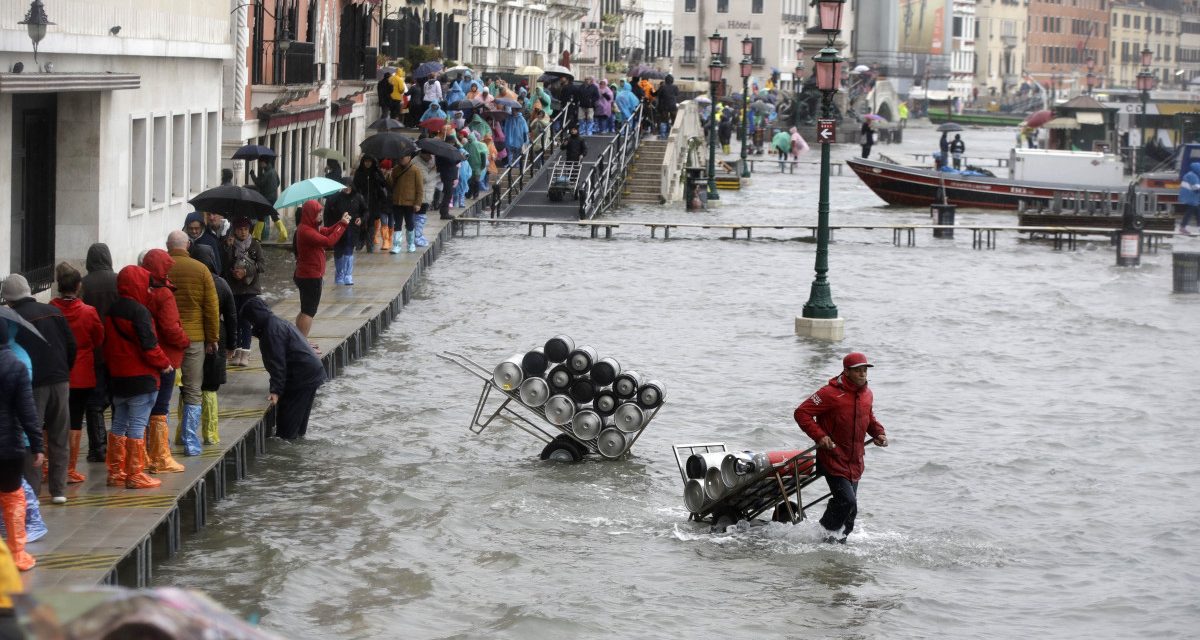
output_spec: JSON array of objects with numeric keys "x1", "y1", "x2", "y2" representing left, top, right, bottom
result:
[
  {"x1": 439, "y1": 174, "x2": 456, "y2": 218},
  {"x1": 819, "y1": 474, "x2": 859, "y2": 536},
  {"x1": 0, "y1": 456, "x2": 24, "y2": 493},
  {"x1": 275, "y1": 384, "x2": 320, "y2": 440},
  {"x1": 68, "y1": 387, "x2": 93, "y2": 430}
]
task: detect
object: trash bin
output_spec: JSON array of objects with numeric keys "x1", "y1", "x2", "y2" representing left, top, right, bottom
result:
[
  {"x1": 1174, "y1": 252, "x2": 1200, "y2": 293},
  {"x1": 685, "y1": 167, "x2": 708, "y2": 210},
  {"x1": 931, "y1": 203, "x2": 956, "y2": 238}
]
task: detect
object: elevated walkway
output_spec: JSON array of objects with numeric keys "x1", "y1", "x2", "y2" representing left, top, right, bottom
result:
[{"x1": 501, "y1": 133, "x2": 617, "y2": 220}]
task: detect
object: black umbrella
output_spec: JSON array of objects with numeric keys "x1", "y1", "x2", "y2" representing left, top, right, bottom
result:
[
  {"x1": 413, "y1": 61, "x2": 443, "y2": 79},
  {"x1": 360, "y1": 131, "x2": 417, "y2": 159},
  {"x1": 188, "y1": 186, "x2": 277, "y2": 219},
  {"x1": 448, "y1": 99, "x2": 481, "y2": 111},
  {"x1": 0, "y1": 307, "x2": 46, "y2": 343},
  {"x1": 937, "y1": 122, "x2": 964, "y2": 132},
  {"x1": 417, "y1": 138, "x2": 464, "y2": 162},
  {"x1": 479, "y1": 110, "x2": 511, "y2": 122},
  {"x1": 231, "y1": 144, "x2": 276, "y2": 161},
  {"x1": 367, "y1": 117, "x2": 404, "y2": 132}
]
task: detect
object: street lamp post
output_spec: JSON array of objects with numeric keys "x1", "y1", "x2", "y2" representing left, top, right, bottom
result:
[
  {"x1": 793, "y1": 44, "x2": 805, "y2": 120},
  {"x1": 706, "y1": 32, "x2": 725, "y2": 202},
  {"x1": 1136, "y1": 47, "x2": 1155, "y2": 174},
  {"x1": 739, "y1": 36, "x2": 754, "y2": 179},
  {"x1": 797, "y1": 0, "x2": 846, "y2": 340}
]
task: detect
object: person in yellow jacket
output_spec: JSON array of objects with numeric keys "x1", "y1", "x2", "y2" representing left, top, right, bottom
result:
[
  {"x1": 165, "y1": 231, "x2": 219, "y2": 458},
  {"x1": 390, "y1": 70, "x2": 407, "y2": 119}
]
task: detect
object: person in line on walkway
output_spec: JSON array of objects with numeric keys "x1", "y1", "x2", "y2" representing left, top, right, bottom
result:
[
  {"x1": 420, "y1": 102, "x2": 447, "y2": 124},
  {"x1": 1177, "y1": 162, "x2": 1200, "y2": 235},
  {"x1": 897, "y1": 101, "x2": 909, "y2": 129},
  {"x1": 404, "y1": 75, "x2": 423, "y2": 127},
  {"x1": 614, "y1": 80, "x2": 639, "y2": 132},
  {"x1": 324, "y1": 159, "x2": 343, "y2": 183},
  {"x1": 414, "y1": 150, "x2": 439, "y2": 248},
  {"x1": 239, "y1": 298, "x2": 325, "y2": 441},
  {"x1": 657, "y1": 75, "x2": 680, "y2": 139},
  {"x1": 949, "y1": 134, "x2": 965, "y2": 169},
  {"x1": 140, "y1": 249, "x2": 190, "y2": 475},
  {"x1": 220, "y1": 168, "x2": 234, "y2": 186},
  {"x1": 771, "y1": 129, "x2": 793, "y2": 171},
  {"x1": 577, "y1": 77, "x2": 599, "y2": 136},
  {"x1": 49, "y1": 263, "x2": 103, "y2": 485},
  {"x1": 389, "y1": 69, "x2": 407, "y2": 121},
  {"x1": 387, "y1": 152, "x2": 424, "y2": 254},
  {"x1": 424, "y1": 74, "x2": 443, "y2": 108},
  {"x1": 434, "y1": 149, "x2": 461, "y2": 221},
  {"x1": 81, "y1": 243, "x2": 118, "y2": 462},
  {"x1": 502, "y1": 106, "x2": 530, "y2": 169},
  {"x1": 481, "y1": 133, "x2": 500, "y2": 192},
  {"x1": 250, "y1": 158, "x2": 285, "y2": 242},
  {"x1": 353, "y1": 154, "x2": 390, "y2": 253},
  {"x1": 937, "y1": 131, "x2": 950, "y2": 169},
  {"x1": 528, "y1": 108, "x2": 551, "y2": 170},
  {"x1": 103, "y1": 266, "x2": 172, "y2": 490},
  {"x1": 325, "y1": 178, "x2": 367, "y2": 282},
  {"x1": 165, "y1": 231, "x2": 219, "y2": 457},
  {"x1": 293, "y1": 200, "x2": 350, "y2": 340},
  {"x1": 190, "y1": 245, "x2": 236, "y2": 447},
  {"x1": 790, "y1": 126, "x2": 810, "y2": 160},
  {"x1": 0, "y1": 319, "x2": 43, "y2": 571},
  {"x1": 793, "y1": 352, "x2": 888, "y2": 544},
  {"x1": 2, "y1": 274, "x2": 75, "y2": 505},
  {"x1": 465, "y1": 132, "x2": 487, "y2": 199},
  {"x1": 377, "y1": 71, "x2": 394, "y2": 120},
  {"x1": 453, "y1": 147, "x2": 472, "y2": 208},
  {"x1": 222, "y1": 218, "x2": 265, "y2": 367},
  {"x1": 184, "y1": 212, "x2": 223, "y2": 275},
  {"x1": 860, "y1": 120, "x2": 875, "y2": 160},
  {"x1": 0, "y1": 315, "x2": 48, "y2": 548},
  {"x1": 594, "y1": 79, "x2": 614, "y2": 135},
  {"x1": 562, "y1": 124, "x2": 588, "y2": 162}
]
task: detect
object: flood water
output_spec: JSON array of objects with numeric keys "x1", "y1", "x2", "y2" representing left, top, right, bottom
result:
[{"x1": 155, "y1": 123, "x2": 1200, "y2": 639}]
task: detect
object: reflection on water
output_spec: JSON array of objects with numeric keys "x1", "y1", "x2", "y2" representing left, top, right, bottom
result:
[{"x1": 154, "y1": 124, "x2": 1200, "y2": 639}]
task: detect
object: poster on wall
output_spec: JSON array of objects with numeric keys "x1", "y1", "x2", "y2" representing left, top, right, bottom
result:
[{"x1": 898, "y1": 0, "x2": 945, "y2": 55}]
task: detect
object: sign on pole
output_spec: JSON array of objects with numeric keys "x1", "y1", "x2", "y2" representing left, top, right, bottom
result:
[{"x1": 817, "y1": 119, "x2": 836, "y2": 144}]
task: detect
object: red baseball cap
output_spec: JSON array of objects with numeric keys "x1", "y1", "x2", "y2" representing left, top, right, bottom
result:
[{"x1": 843, "y1": 352, "x2": 874, "y2": 369}]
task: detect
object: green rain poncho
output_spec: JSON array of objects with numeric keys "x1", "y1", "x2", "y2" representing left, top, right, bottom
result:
[{"x1": 771, "y1": 130, "x2": 793, "y2": 154}]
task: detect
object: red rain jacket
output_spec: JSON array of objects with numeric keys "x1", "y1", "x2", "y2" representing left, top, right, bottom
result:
[
  {"x1": 794, "y1": 375, "x2": 886, "y2": 482},
  {"x1": 294, "y1": 200, "x2": 347, "y2": 279},
  {"x1": 141, "y1": 249, "x2": 191, "y2": 368},
  {"x1": 103, "y1": 266, "x2": 171, "y2": 396},
  {"x1": 49, "y1": 297, "x2": 104, "y2": 389}
]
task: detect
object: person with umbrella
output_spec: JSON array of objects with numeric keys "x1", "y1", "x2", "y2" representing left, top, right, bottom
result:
[
  {"x1": 293, "y1": 200, "x2": 350, "y2": 339},
  {"x1": 860, "y1": 120, "x2": 876, "y2": 160},
  {"x1": 949, "y1": 134, "x2": 966, "y2": 169},
  {"x1": 324, "y1": 178, "x2": 367, "y2": 283},
  {"x1": 237, "y1": 298, "x2": 325, "y2": 441},
  {"x1": 938, "y1": 131, "x2": 950, "y2": 169},
  {"x1": 0, "y1": 316, "x2": 44, "y2": 571},
  {"x1": 249, "y1": 158, "x2": 284, "y2": 241},
  {"x1": 377, "y1": 71, "x2": 393, "y2": 120},
  {"x1": 220, "y1": 218, "x2": 265, "y2": 367},
  {"x1": 353, "y1": 154, "x2": 389, "y2": 253},
  {"x1": 386, "y1": 153, "x2": 424, "y2": 254}
]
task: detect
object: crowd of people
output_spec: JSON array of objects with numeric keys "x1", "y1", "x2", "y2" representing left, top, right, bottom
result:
[{"x1": 0, "y1": 211, "x2": 335, "y2": 571}]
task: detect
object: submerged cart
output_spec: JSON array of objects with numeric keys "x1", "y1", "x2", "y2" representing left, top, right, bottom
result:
[
  {"x1": 672, "y1": 442, "x2": 829, "y2": 531},
  {"x1": 547, "y1": 160, "x2": 582, "y2": 202},
  {"x1": 439, "y1": 351, "x2": 662, "y2": 462}
]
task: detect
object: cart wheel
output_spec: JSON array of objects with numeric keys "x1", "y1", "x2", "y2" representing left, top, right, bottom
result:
[
  {"x1": 540, "y1": 436, "x2": 584, "y2": 463},
  {"x1": 772, "y1": 501, "x2": 800, "y2": 523}
]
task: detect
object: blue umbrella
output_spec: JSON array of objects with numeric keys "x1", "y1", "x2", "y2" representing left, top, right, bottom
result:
[
  {"x1": 413, "y1": 61, "x2": 443, "y2": 79},
  {"x1": 231, "y1": 144, "x2": 276, "y2": 161},
  {"x1": 273, "y1": 177, "x2": 346, "y2": 209}
]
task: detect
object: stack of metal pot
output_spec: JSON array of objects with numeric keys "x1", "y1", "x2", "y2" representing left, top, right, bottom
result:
[
  {"x1": 491, "y1": 335, "x2": 665, "y2": 459},
  {"x1": 682, "y1": 449, "x2": 813, "y2": 514}
]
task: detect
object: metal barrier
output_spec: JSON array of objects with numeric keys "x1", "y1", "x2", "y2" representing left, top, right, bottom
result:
[{"x1": 578, "y1": 102, "x2": 645, "y2": 220}]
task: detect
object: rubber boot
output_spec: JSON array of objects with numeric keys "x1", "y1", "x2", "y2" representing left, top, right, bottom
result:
[
  {"x1": 85, "y1": 407, "x2": 107, "y2": 462},
  {"x1": 179, "y1": 404, "x2": 203, "y2": 456},
  {"x1": 414, "y1": 213, "x2": 428, "y2": 247},
  {"x1": 344, "y1": 254, "x2": 355, "y2": 285},
  {"x1": 0, "y1": 489, "x2": 35, "y2": 571},
  {"x1": 201, "y1": 390, "x2": 220, "y2": 445},
  {"x1": 371, "y1": 219, "x2": 381, "y2": 252},
  {"x1": 124, "y1": 437, "x2": 162, "y2": 489},
  {"x1": 390, "y1": 230, "x2": 403, "y2": 254},
  {"x1": 146, "y1": 415, "x2": 185, "y2": 473},
  {"x1": 22, "y1": 479, "x2": 47, "y2": 543},
  {"x1": 106, "y1": 433, "x2": 128, "y2": 486},
  {"x1": 407, "y1": 231, "x2": 416, "y2": 253},
  {"x1": 67, "y1": 430, "x2": 86, "y2": 484},
  {"x1": 273, "y1": 218, "x2": 289, "y2": 242},
  {"x1": 251, "y1": 220, "x2": 265, "y2": 241},
  {"x1": 381, "y1": 225, "x2": 393, "y2": 251}
]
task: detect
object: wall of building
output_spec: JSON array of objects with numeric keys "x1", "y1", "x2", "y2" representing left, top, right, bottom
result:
[
  {"x1": 975, "y1": 0, "x2": 1028, "y2": 97},
  {"x1": 1025, "y1": 0, "x2": 1109, "y2": 95}
]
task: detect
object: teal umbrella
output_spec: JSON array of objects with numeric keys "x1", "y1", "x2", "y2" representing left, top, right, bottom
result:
[{"x1": 273, "y1": 177, "x2": 346, "y2": 209}]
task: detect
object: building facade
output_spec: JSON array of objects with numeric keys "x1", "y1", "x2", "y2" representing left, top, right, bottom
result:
[
  {"x1": 1110, "y1": 0, "x2": 1182, "y2": 89},
  {"x1": 1183, "y1": 0, "x2": 1200, "y2": 88},
  {"x1": 974, "y1": 0, "x2": 1028, "y2": 97},
  {"x1": 642, "y1": 0, "x2": 674, "y2": 66},
  {"x1": 949, "y1": 0, "x2": 976, "y2": 101},
  {"x1": 1, "y1": 0, "x2": 231, "y2": 281},
  {"x1": 1025, "y1": 0, "x2": 1109, "y2": 99}
]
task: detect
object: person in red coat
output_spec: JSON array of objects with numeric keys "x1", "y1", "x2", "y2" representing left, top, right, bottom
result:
[
  {"x1": 794, "y1": 352, "x2": 888, "y2": 543},
  {"x1": 49, "y1": 263, "x2": 104, "y2": 484},
  {"x1": 292, "y1": 199, "x2": 349, "y2": 339},
  {"x1": 140, "y1": 249, "x2": 191, "y2": 474}
]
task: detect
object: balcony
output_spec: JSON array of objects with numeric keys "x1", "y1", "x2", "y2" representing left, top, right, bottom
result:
[
  {"x1": 783, "y1": 13, "x2": 806, "y2": 23},
  {"x1": 682, "y1": 51, "x2": 698, "y2": 64},
  {"x1": 751, "y1": 56, "x2": 766, "y2": 66}
]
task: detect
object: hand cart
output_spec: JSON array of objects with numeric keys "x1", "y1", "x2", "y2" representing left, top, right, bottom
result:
[
  {"x1": 439, "y1": 351, "x2": 661, "y2": 462},
  {"x1": 547, "y1": 160, "x2": 582, "y2": 202},
  {"x1": 672, "y1": 442, "x2": 828, "y2": 532}
]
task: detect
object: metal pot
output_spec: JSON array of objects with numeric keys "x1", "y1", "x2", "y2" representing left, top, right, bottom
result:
[
  {"x1": 567, "y1": 345, "x2": 598, "y2": 374},
  {"x1": 636, "y1": 379, "x2": 666, "y2": 409},
  {"x1": 544, "y1": 334, "x2": 575, "y2": 363},
  {"x1": 570, "y1": 409, "x2": 604, "y2": 440},
  {"x1": 593, "y1": 390, "x2": 618, "y2": 416},
  {"x1": 719, "y1": 451, "x2": 755, "y2": 489},
  {"x1": 591, "y1": 357, "x2": 622, "y2": 386},
  {"x1": 612, "y1": 401, "x2": 645, "y2": 433},
  {"x1": 521, "y1": 347, "x2": 548, "y2": 378},
  {"x1": 686, "y1": 451, "x2": 729, "y2": 480},
  {"x1": 596, "y1": 428, "x2": 628, "y2": 458},
  {"x1": 613, "y1": 370, "x2": 642, "y2": 399},
  {"x1": 704, "y1": 466, "x2": 726, "y2": 501},
  {"x1": 568, "y1": 376, "x2": 596, "y2": 404},
  {"x1": 543, "y1": 394, "x2": 578, "y2": 426},
  {"x1": 547, "y1": 364, "x2": 573, "y2": 392},
  {"x1": 683, "y1": 478, "x2": 708, "y2": 514},
  {"x1": 518, "y1": 376, "x2": 551, "y2": 407},
  {"x1": 491, "y1": 354, "x2": 525, "y2": 391}
]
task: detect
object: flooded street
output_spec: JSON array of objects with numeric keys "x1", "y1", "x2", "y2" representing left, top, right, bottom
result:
[{"x1": 155, "y1": 123, "x2": 1200, "y2": 639}]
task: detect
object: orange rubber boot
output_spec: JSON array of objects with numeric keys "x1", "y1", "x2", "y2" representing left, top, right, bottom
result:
[
  {"x1": 124, "y1": 437, "x2": 162, "y2": 489},
  {"x1": 106, "y1": 433, "x2": 128, "y2": 486},
  {"x1": 0, "y1": 489, "x2": 35, "y2": 571},
  {"x1": 67, "y1": 430, "x2": 86, "y2": 483},
  {"x1": 145, "y1": 415, "x2": 185, "y2": 473}
]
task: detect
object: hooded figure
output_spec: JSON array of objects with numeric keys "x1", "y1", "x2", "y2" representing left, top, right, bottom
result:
[
  {"x1": 656, "y1": 74, "x2": 680, "y2": 138},
  {"x1": 292, "y1": 200, "x2": 348, "y2": 338},
  {"x1": 595, "y1": 79, "x2": 615, "y2": 134},
  {"x1": 420, "y1": 102, "x2": 447, "y2": 123},
  {"x1": 238, "y1": 298, "x2": 325, "y2": 440},
  {"x1": 190, "y1": 244, "x2": 235, "y2": 447},
  {"x1": 614, "y1": 81, "x2": 639, "y2": 125},
  {"x1": 1178, "y1": 162, "x2": 1200, "y2": 234},
  {"x1": 79, "y1": 242, "x2": 118, "y2": 461},
  {"x1": 468, "y1": 114, "x2": 494, "y2": 141},
  {"x1": 139, "y1": 248, "x2": 190, "y2": 474},
  {"x1": 501, "y1": 107, "x2": 530, "y2": 168},
  {"x1": 790, "y1": 127, "x2": 810, "y2": 159}
]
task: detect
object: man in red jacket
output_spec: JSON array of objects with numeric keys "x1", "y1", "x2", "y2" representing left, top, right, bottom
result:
[
  {"x1": 293, "y1": 200, "x2": 349, "y2": 339},
  {"x1": 794, "y1": 352, "x2": 888, "y2": 543}
]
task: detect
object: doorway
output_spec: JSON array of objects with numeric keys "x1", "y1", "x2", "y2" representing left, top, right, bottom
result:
[{"x1": 10, "y1": 93, "x2": 57, "y2": 290}]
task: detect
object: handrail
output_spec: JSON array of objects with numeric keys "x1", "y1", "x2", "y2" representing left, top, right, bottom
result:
[
  {"x1": 484, "y1": 102, "x2": 574, "y2": 218},
  {"x1": 577, "y1": 101, "x2": 644, "y2": 220}
]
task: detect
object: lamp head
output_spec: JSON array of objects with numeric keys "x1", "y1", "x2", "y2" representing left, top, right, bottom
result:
[
  {"x1": 814, "y1": 47, "x2": 844, "y2": 92},
  {"x1": 707, "y1": 32, "x2": 723, "y2": 57},
  {"x1": 19, "y1": 0, "x2": 53, "y2": 45},
  {"x1": 813, "y1": 0, "x2": 846, "y2": 34},
  {"x1": 741, "y1": 36, "x2": 754, "y2": 58},
  {"x1": 279, "y1": 31, "x2": 293, "y2": 53},
  {"x1": 741, "y1": 61, "x2": 752, "y2": 78},
  {"x1": 1141, "y1": 47, "x2": 1153, "y2": 67}
]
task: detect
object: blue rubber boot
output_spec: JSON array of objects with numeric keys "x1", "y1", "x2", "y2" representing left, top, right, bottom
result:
[
  {"x1": 23, "y1": 479, "x2": 47, "y2": 543},
  {"x1": 414, "y1": 213, "x2": 428, "y2": 247},
  {"x1": 180, "y1": 403, "x2": 203, "y2": 456}
]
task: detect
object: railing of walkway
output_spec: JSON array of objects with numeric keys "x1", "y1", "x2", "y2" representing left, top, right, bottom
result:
[
  {"x1": 577, "y1": 102, "x2": 644, "y2": 220},
  {"x1": 462, "y1": 103, "x2": 575, "y2": 219}
]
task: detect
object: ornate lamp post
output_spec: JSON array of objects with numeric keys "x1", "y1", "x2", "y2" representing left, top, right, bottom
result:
[
  {"x1": 798, "y1": 0, "x2": 846, "y2": 338},
  {"x1": 739, "y1": 36, "x2": 754, "y2": 179},
  {"x1": 18, "y1": 0, "x2": 53, "y2": 66},
  {"x1": 706, "y1": 32, "x2": 725, "y2": 201},
  {"x1": 1085, "y1": 56, "x2": 1097, "y2": 95},
  {"x1": 1136, "y1": 47, "x2": 1155, "y2": 174}
]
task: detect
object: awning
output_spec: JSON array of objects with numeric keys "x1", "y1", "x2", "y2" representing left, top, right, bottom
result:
[
  {"x1": 1044, "y1": 117, "x2": 1080, "y2": 130},
  {"x1": 1075, "y1": 111, "x2": 1104, "y2": 125},
  {"x1": 0, "y1": 72, "x2": 140, "y2": 94}
]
